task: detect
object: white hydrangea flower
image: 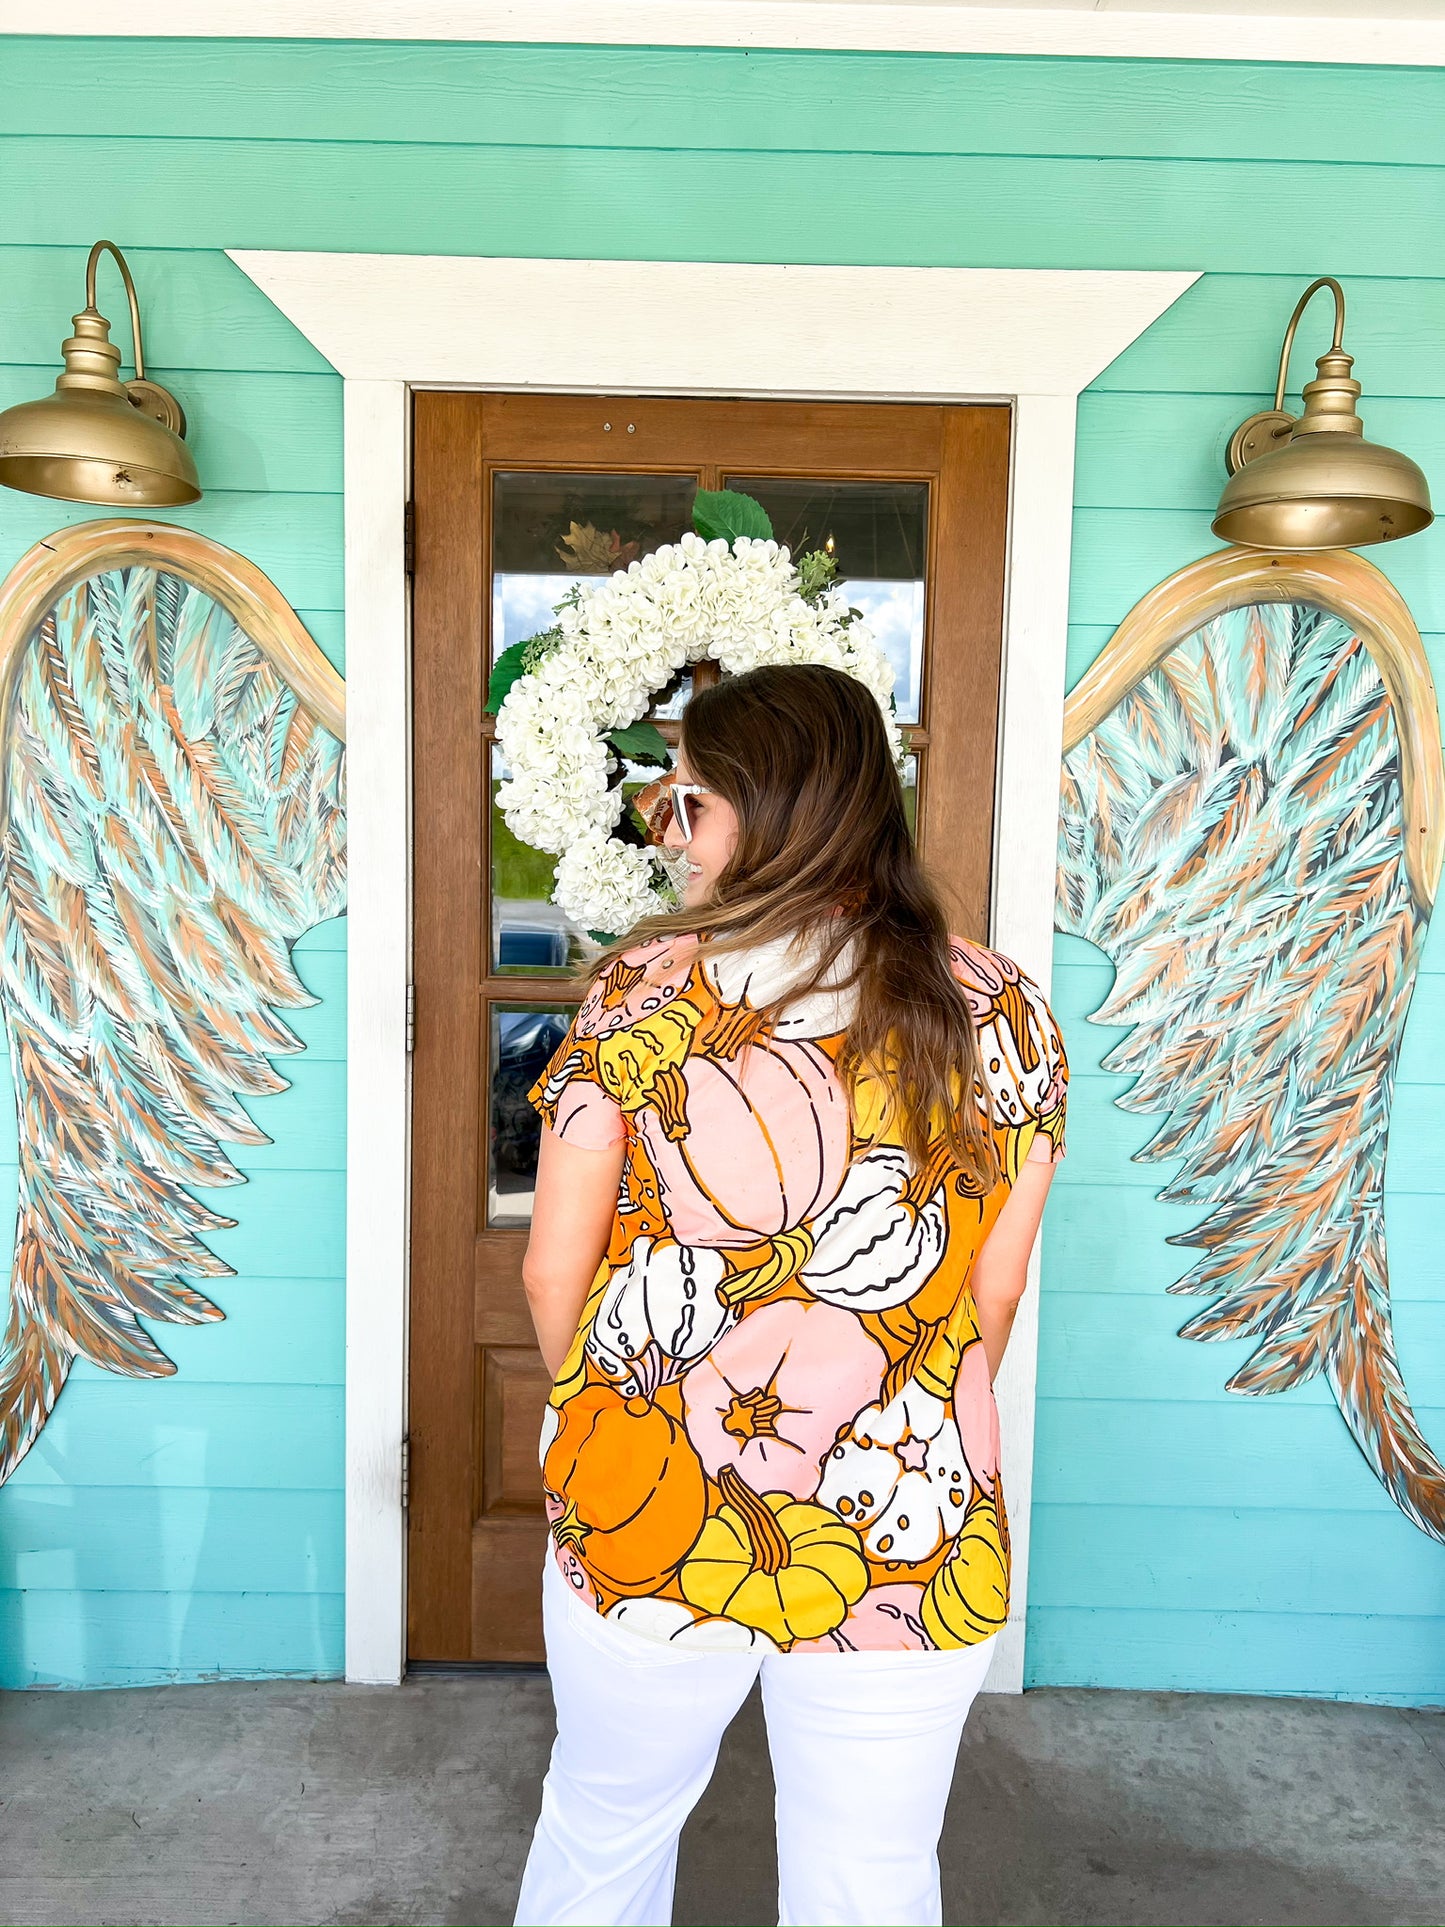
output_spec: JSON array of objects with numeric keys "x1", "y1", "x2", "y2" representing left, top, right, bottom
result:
[{"x1": 494, "y1": 533, "x2": 903, "y2": 932}]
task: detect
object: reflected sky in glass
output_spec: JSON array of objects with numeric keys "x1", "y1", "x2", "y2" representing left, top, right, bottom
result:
[{"x1": 494, "y1": 572, "x2": 922, "y2": 724}]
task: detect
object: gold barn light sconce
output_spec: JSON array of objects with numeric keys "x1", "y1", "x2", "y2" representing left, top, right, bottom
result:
[
  {"x1": 1213, "y1": 277, "x2": 1432, "y2": 552},
  {"x1": 0, "y1": 240, "x2": 201, "y2": 507}
]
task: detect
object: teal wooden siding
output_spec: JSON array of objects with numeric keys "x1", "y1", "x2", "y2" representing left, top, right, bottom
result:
[{"x1": 0, "y1": 36, "x2": 1441, "y2": 1695}]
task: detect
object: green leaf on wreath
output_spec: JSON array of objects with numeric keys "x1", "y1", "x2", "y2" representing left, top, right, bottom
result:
[
  {"x1": 606, "y1": 721, "x2": 671, "y2": 767},
  {"x1": 486, "y1": 638, "x2": 533, "y2": 714},
  {"x1": 692, "y1": 488, "x2": 774, "y2": 545}
]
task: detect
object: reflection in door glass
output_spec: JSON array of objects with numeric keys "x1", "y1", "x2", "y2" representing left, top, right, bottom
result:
[
  {"x1": 491, "y1": 747, "x2": 670, "y2": 973},
  {"x1": 491, "y1": 746, "x2": 591, "y2": 975},
  {"x1": 488, "y1": 1003, "x2": 573, "y2": 1228},
  {"x1": 491, "y1": 472, "x2": 698, "y2": 668},
  {"x1": 724, "y1": 477, "x2": 928, "y2": 723}
]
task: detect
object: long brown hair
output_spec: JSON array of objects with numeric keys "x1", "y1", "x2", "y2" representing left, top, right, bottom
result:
[{"x1": 597, "y1": 662, "x2": 1000, "y2": 1192}]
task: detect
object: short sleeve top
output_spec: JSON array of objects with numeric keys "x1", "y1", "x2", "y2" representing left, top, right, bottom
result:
[{"x1": 528, "y1": 928, "x2": 1069, "y2": 1655}]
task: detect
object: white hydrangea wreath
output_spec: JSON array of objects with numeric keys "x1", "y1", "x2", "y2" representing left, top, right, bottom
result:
[{"x1": 493, "y1": 497, "x2": 903, "y2": 938}]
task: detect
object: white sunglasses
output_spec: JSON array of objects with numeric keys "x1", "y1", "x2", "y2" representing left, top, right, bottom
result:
[{"x1": 637, "y1": 776, "x2": 711, "y2": 843}]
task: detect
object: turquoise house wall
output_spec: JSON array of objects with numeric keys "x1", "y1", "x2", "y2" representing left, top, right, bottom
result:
[{"x1": 0, "y1": 36, "x2": 1441, "y2": 1695}]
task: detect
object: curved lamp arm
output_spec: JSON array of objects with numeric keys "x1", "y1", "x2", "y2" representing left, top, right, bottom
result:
[
  {"x1": 1270, "y1": 276, "x2": 1346, "y2": 414},
  {"x1": 85, "y1": 240, "x2": 148, "y2": 384}
]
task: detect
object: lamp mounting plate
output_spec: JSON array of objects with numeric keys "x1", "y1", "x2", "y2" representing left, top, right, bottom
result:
[
  {"x1": 124, "y1": 379, "x2": 187, "y2": 438},
  {"x1": 1225, "y1": 408, "x2": 1295, "y2": 475}
]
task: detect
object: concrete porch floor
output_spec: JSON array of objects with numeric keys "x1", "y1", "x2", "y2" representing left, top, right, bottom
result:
[{"x1": 1, "y1": 1675, "x2": 1442, "y2": 1927}]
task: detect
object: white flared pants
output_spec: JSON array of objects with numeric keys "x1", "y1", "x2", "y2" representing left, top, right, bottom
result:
[{"x1": 514, "y1": 1554, "x2": 996, "y2": 1927}]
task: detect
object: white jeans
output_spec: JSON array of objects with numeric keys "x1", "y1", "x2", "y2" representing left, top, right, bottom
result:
[{"x1": 514, "y1": 1554, "x2": 997, "y2": 1927}]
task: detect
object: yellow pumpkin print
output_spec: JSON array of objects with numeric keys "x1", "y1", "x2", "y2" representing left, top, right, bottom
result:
[
  {"x1": 920, "y1": 1488, "x2": 1009, "y2": 1648},
  {"x1": 594, "y1": 999, "x2": 707, "y2": 1139},
  {"x1": 681, "y1": 1464, "x2": 869, "y2": 1646}
]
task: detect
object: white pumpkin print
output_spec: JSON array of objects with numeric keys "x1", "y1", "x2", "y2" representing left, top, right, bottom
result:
[
  {"x1": 700, "y1": 933, "x2": 859, "y2": 1039},
  {"x1": 815, "y1": 1377, "x2": 973, "y2": 1564},
  {"x1": 606, "y1": 1595, "x2": 778, "y2": 1651},
  {"x1": 801, "y1": 1145, "x2": 948, "y2": 1311},
  {"x1": 585, "y1": 1236, "x2": 736, "y2": 1397}
]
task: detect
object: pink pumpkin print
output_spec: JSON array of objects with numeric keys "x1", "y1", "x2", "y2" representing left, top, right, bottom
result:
[
  {"x1": 791, "y1": 1583, "x2": 930, "y2": 1653},
  {"x1": 639, "y1": 1037, "x2": 849, "y2": 1246},
  {"x1": 682, "y1": 1298, "x2": 885, "y2": 1500},
  {"x1": 953, "y1": 1338, "x2": 1000, "y2": 1493}
]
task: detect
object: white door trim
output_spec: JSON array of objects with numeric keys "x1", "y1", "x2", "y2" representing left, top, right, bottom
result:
[
  {"x1": 227, "y1": 250, "x2": 1199, "y2": 1687},
  {"x1": 9, "y1": 2, "x2": 1444, "y2": 67}
]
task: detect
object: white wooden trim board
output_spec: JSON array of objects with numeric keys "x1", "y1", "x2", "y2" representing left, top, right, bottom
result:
[
  {"x1": 227, "y1": 249, "x2": 1199, "y2": 1689},
  {"x1": 7, "y1": 1, "x2": 1445, "y2": 67}
]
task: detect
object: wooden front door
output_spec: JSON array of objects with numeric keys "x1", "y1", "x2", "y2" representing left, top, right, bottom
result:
[{"x1": 408, "y1": 393, "x2": 1010, "y2": 1663}]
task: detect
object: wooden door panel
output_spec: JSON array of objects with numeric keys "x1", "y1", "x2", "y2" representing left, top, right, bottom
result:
[
  {"x1": 409, "y1": 392, "x2": 1010, "y2": 1663},
  {"x1": 480, "y1": 1348, "x2": 554, "y2": 1515}
]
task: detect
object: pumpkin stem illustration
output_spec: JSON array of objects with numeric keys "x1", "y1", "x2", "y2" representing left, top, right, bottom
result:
[
  {"x1": 722, "y1": 1386, "x2": 784, "y2": 1441},
  {"x1": 904, "y1": 1136, "x2": 955, "y2": 1211},
  {"x1": 698, "y1": 1002, "x2": 773, "y2": 1061},
  {"x1": 648, "y1": 1062, "x2": 690, "y2": 1140},
  {"x1": 719, "y1": 1226, "x2": 814, "y2": 1305},
  {"x1": 717, "y1": 1463, "x2": 790, "y2": 1576},
  {"x1": 604, "y1": 957, "x2": 647, "y2": 1005},
  {"x1": 552, "y1": 1499, "x2": 591, "y2": 1553},
  {"x1": 884, "y1": 1316, "x2": 945, "y2": 1406}
]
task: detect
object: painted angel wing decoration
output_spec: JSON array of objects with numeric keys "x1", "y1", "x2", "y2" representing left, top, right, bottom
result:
[
  {"x1": 1057, "y1": 547, "x2": 1445, "y2": 1539},
  {"x1": 0, "y1": 522, "x2": 345, "y2": 1483}
]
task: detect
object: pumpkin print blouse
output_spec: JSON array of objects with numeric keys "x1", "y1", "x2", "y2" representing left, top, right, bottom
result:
[{"x1": 529, "y1": 929, "x2": 1069, "y2": 1655}]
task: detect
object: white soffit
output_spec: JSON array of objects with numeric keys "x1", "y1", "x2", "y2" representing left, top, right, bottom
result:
[
  {"x1": 3, "y1": 1, "x2": 1444, "y2": 66},
  {"x1": 226, "y1": 255, "x2": 1201, "y2": 398}
]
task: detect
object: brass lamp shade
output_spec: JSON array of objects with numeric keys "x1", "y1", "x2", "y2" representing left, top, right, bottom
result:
[
  {"x1": 1213, "y1": 278, "x2": 1431, "y2": 553},
  {"x1": 0, "y1": 242, "x2": 200, "y2": 508}
]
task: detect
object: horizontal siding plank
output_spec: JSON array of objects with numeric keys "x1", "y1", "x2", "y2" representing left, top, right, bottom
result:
[
  {"x1": 4, "y1": 43, "x2": 1444, "y2": 168},
  {"x1": 145, "y1": 1277, "x2": 344, "y2": 1386},
  {"x1": 221, "y1": 1058, "x2": 345, "y2": 1173},
  {"x1": 1092, "y1": 274, "x2": 1445, "y2": 399},
  {"x1": 1029, "y1": 1503, "x2": 1445, "y2": 1617},
  {"x1": 0, "y1": 245, "x2": 334, "y2": 374},
  {"x1": 1032, "y1": 1395, "x2": 1428, "y2": 1513},
  {"x1": 0, "y1": 1587, "x2": 342, "y2": 1689},
  {"x1": 0, "y1": 365, "x2": 341, "y2": 494},
  {"x1": 0, "y1": 1485, "x2": 342, "y2": 1593},
  {"x1": 1024, "y1": 1606, "x2": 1445, "y2": 1701},
  {"x1": 296, "y1": 914, "x2": 346, "y2": 956},
  {"x1": 1068, "y1": 511, "x2": 1445, "y2": 632},
  {"x1": 283, "y1": 946, "x2": 347, "y2": 1058},
  {"x1": 1037, "y1": 1291, "x2": 1445, "y2": 1412},
  {"x1": 4, "y1": 140, "x2": 1445, "y2": 278},
  {"x1": 9, "y1": 1382, "x2": 343, "y2": 1489},
  {"x1": 0, "y1": 1166, "x2": 344, "y2": 1278},
  {"x1": 1075, "y1": 391, "x2": 1445, "y2": 513},
  {"x1": 1038, "y1": 1186, "x2": 1445, "y2": 1304},
  {"x1": 0, "y1": 487, "x2": 342, "y2": 612},
  {"x1": 295, "y1": 607, "x2": 345, "y2": 673}
]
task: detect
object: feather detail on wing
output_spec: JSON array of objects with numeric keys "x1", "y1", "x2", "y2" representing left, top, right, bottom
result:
[
  {"x1": 0, "y1": 525, "x2": 346, "y2": 1483},
  {"x1": 1058, "y1": 552, "x2": 1445, "y2": 1539}
]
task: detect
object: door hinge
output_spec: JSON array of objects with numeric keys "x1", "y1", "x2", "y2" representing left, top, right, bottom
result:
[
  {"x1": 403, "y1": 499, "x2": 416, "y2": 577},
  {"x1": 405, "y1": 981, "x2": 416, "y2": 1054},
  {"x1": 400, "y1": 1433, "x2": 411, "y2": 1511}
]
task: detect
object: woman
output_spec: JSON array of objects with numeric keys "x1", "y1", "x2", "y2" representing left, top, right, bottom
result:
[{"x1": 515, "y1": 663, "x2": 1068, "y2": 1927}]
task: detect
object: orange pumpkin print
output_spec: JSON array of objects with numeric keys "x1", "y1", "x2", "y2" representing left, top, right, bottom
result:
[
  {"x1": 543, "y1": 1386, "x2": 707, "y2": 1598},
  {"x1": 531, "y1": 930, "x2": 1068, "y2": 1652}
]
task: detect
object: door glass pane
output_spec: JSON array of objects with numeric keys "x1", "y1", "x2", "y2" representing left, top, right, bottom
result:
[
  {"x1": 491, "y1": 472, "x2": 698, "y2": 668},
  {"x1": 724, "y1": 477, "x2": 929, "y2": 723},
  {"x1": 491, "y1": 746, "x2": 590, "y2": 975},
  {"x1": 491, "y1": 746, "x2": 670, "y2": 973},
  {"x1": 902, "y1": 751, "x2": 918, "y2": 839},
  {"x1": 488, "y1": 1003, "x2": 575, "y2": 1227}
]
